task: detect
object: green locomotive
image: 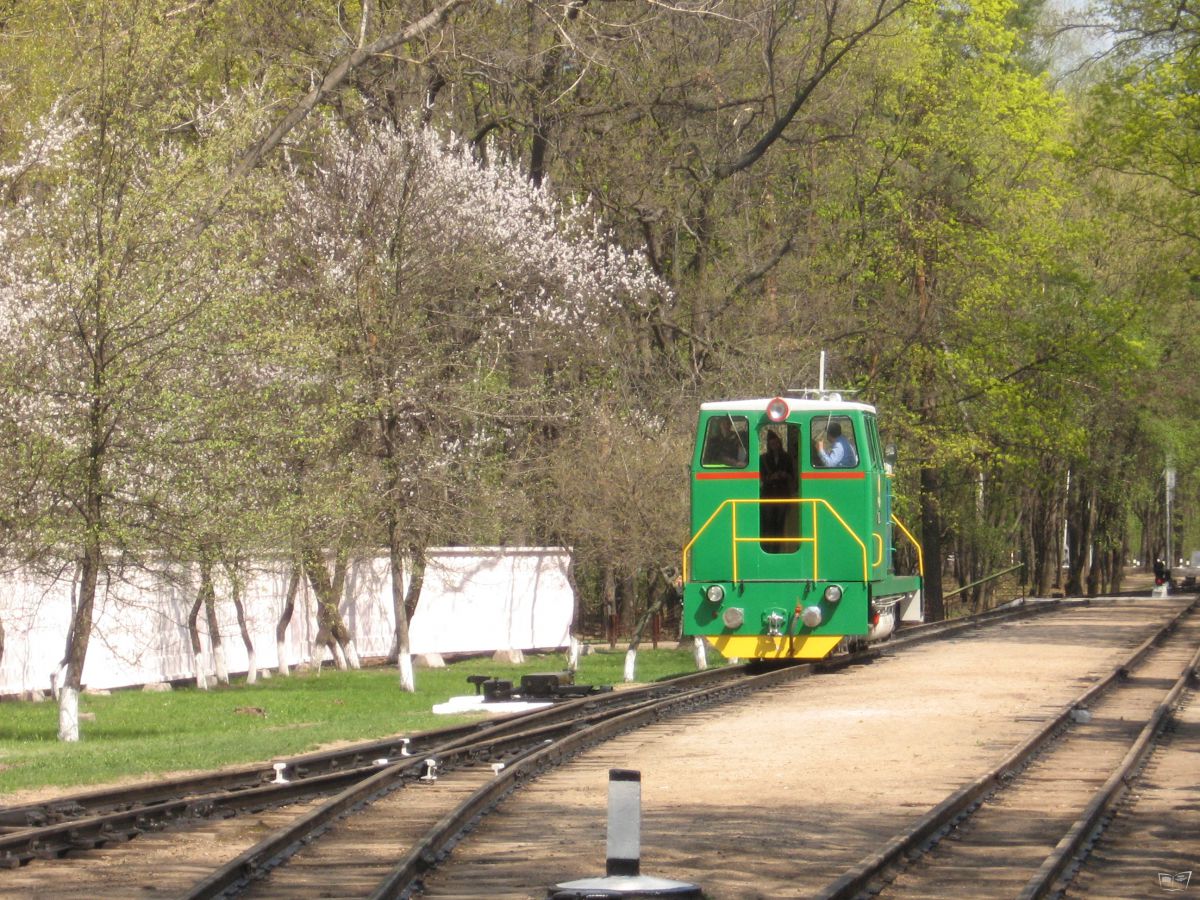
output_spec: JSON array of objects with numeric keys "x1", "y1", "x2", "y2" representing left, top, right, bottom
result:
[{"x1": 682, "y1": 393, "x2": 923, "y2": 660}]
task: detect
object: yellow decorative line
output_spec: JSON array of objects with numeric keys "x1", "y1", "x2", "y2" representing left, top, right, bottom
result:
[
  {"x1": 682, "y1": 501, "x2": 733, "y2": 583},
  {"x1": 873, "y1": 532, "x2": 884, "y2": 568}
]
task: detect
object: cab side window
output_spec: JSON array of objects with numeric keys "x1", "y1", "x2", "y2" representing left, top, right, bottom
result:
[
  {"x1": 864, "y1": 415, "x2": 883, "y2": 468},
  {"x1": 810, "y1": 416, "x2": 859, "y2": 468},
  {"x1": 701, "y1": 415, "x2": 749, "y2": 468}
]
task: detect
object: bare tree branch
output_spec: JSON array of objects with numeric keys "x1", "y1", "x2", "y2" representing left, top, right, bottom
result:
[
  {"x1": 714, "y1": 0, "x2": 910, "y2": 180},
  {"x1": 221, "y1": 0, "x2": 474, "y2": 194}
]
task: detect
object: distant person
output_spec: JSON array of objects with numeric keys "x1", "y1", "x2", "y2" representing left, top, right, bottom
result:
[
  {"x1": 816, "y1": 421, "x2": 858, "y2": 468},
  {"x1": 1154, "y1": 558, "x2": 1167, "y2": 586}
]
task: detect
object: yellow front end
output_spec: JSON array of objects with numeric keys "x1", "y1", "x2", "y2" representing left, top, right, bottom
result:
[{"x1": 705, "y1": 634, "x2": 843, "y2": 660}]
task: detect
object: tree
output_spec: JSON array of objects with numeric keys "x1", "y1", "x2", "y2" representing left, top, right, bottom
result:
[
  {"x1": 0, "y1": 5, "x2": 261, "y2": 738},
  {"x1": 263, "y1": 117, "x2": 667, "y2": 689}
]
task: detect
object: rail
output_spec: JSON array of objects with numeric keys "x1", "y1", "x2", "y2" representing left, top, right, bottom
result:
[{"x1": 682, "y1": 498, "x2": 868, "y2": 584}]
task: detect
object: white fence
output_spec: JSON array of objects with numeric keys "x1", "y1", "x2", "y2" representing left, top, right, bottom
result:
[{"x1": 0, "y1": 547, "x2": 574, "y2": 695}]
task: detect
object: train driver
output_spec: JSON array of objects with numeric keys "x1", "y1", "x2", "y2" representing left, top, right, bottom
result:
[{"x1": 816, "y1": 421, "x2": 858, "y2": 468}]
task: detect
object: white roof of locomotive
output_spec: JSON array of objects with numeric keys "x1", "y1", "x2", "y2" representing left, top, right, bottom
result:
[{"x1": 700, "y1": 396, "x2": 876, "y2": 414}]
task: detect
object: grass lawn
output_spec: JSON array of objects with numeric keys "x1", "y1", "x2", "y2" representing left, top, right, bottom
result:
[{"x1": 0, "y1": 645, "x2": 714, "y2": 799}]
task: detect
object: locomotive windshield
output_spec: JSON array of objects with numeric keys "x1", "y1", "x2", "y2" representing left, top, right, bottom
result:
[
  {"x1": 700, "y1": 415, "x2": 748, "y2": 467},
  {"x1": 811, "y1": 415, "x2": 860, "y2": 468}
]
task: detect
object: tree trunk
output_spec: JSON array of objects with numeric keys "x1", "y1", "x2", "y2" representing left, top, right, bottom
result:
[
  {"x1": 225, "y1": 559, "x2": 257, "y2": 684},
  {"x1": 603, "y1": 566, "x2": 617, "y2": 648},
  {"x1": 1065, "y1": 471, "x2": 1091, "y2": 596},
  {"x1": 60, "y1": 537, "x2": 101, "y2": 741},
  {"x1": 626, "y1": 568, "x2": 673, "y2": 655},
  {"x1": 565, "y1": 555, "x2": 583, "y2": 673},
  {"x1": 301, "y1": 545, "x2": 351, "y2": 671},
  {"x1": 623, "y1": 568, "x2": 676, "y2": 683},
  {"x1": 1111, "y1": 542, "x2": 1126, "y2": 593},
  {"x1": 1028, "y1": 477, "x2": 1059, "y2": 597},
  {"x1": 188, "y1": 592, "x2": 208, "y2": 690},
  {"x1": 276, "y1": 561, "x2": 300, "y2": 676},
  {"x1": 201, "y1": 556, "x2": 228, "y2": 685},
  {"x1": 1086, "y1": 538, "x2": 1103, "y2": 597},
  {"x1": 919, "y1": 467, "x2": 945, "y2": 622},
  {"x1": 387, "y1": 512, "x2": 419, "y2": 692},
  {"x1": 328, "y1": 552, "x2": 360, "y2": 669}
]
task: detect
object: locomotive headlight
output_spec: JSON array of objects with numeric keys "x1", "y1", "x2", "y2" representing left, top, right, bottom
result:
[
  {"x1": 800, "y1": 605, "x2": 823, "y2": 628},
  {"x1": 823, "y1": 584, "x2": 843, "y2": 604},
  {"x1": 766, "y1": 397, "x2": 789, "y2": 423},
  {"x1": 705, "y1": 584, "x2": 725, "y2": 604},
  {"x1": 722, "y1": 607, "x2": 745, "y2": 629}
]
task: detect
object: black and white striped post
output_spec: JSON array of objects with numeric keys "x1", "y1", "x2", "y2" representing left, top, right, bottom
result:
[
  {"x1": 606, "y1": 769, "x2": 642, "y2": 876},
  {"x1": 549, "y1": 769, "x2": 701, "y2": 898}
]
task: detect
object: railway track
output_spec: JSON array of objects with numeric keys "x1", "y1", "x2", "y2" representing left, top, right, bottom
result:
[
  {"x1": 820, "y1": 597, "x2": 1200, "y2": 899},
  {"x1": 0, "y1": 598, "x2": 1084, "y2": 898},
  {"x1": 1063, "y1": 674, "x2": 1199, "y2": 898},
  {"x1": 184, "y1": 649, "x2": 883, "y2": 898},
  {"x1": 0, "y1": 665, "x2": 744, "y2": 869},
  {"x1": 406, "y1": 595, "x2": 1194, "y2": 899}
]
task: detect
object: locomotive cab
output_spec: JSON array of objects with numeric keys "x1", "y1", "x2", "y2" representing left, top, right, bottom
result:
[{"x1": 682, "y1": 395, "x2": 923, "y2": 660}]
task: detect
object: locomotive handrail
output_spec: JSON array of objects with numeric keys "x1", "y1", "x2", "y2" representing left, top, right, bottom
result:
[
  {"x1": 890, "y1": 514, "x2": 924, "y2": 577},
  {"x1": 683, "y1": 498, "x2": 868, "y2": 584}
]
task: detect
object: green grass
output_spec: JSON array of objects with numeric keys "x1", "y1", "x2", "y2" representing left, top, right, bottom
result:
[{"x1": 0, "y1": 646, "x2": 713, "y2": 798}]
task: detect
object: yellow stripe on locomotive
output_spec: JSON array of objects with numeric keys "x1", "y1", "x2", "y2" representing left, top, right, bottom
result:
[{"x1": 682, "y1": 394, "x2": 923, "y2": 661}]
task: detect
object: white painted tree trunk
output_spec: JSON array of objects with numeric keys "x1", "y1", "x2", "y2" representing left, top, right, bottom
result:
[
  {"x1": 214, "y1": 645, "x2": 229, "y2": 685},
  {"x1": 276, "y1": 640, "x2": 290, "y2": 677},
  {"x1": 623, "y1": 648, "x2": 637, "y2": 683},
  {"x1": 398, "y1": 651, "x2": 415, "y2": 692},
  {"x1": 567, "y1": 636, "x2": 582, "y2": 672},
  {"x1": 332, "y1": 642, "x2": 348, "y2": 670},
  {"x1": 58, "y1": 686, "x2": 79, "y2": 742},
  {"x1": 245, "y1": 649, "x2": 257, "y2": 685},
  {"x1": 195, "y1": 652, "x2": 209, "y2": 690},
  {"x1": 693, "y1": 636, "x2": 708, "y2": 670},
  {"x1": 345, "y1": 640, "x2": 361, "y2": 670}
]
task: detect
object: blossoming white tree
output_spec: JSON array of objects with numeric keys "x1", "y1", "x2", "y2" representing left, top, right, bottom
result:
[{"x1": 270, "y1": 117, "x2": 669, "y2": 690}]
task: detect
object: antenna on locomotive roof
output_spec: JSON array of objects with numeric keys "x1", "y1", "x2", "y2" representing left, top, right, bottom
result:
[{"x1": 786, "y1": 351, "x2": 859, "y2": 401}]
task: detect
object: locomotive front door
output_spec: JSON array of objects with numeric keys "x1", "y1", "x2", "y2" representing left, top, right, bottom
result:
[{"x1": 758, "y1": 422, "x2": 800, "y2": 554}]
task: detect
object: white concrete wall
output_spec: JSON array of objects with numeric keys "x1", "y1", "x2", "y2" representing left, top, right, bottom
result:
[{"x1": 0, "y1": 548, "x2": 573, "y2": 695}]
